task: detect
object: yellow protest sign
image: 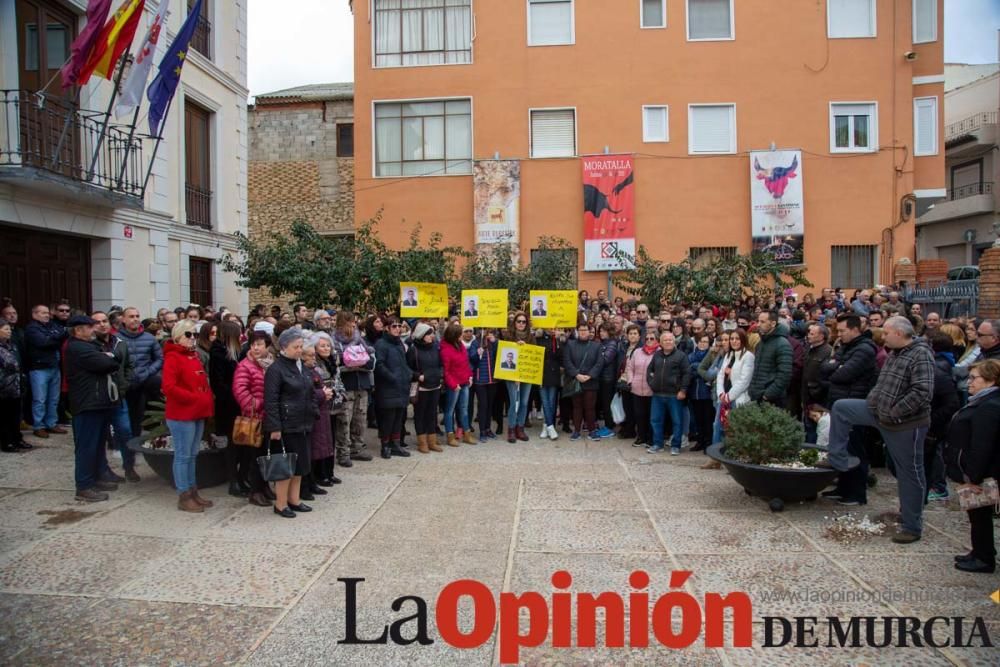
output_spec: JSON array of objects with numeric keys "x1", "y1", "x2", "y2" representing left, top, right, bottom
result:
[
  {"x1": 529, "y1": 290, "x2": 577, "y2": 328},
  {"x1": 461, "y1": 289, "x2": 508, "y2": 328},
  {"x1": 399, "y1": 282, "x2": 448, "y2": 318},
  {"x1": 493, "y1": 341, "x2": 544, "y2": 385}
]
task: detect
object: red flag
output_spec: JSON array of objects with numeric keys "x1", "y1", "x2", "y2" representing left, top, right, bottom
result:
[
  {"x1": 60, "y1": 0, "x2": 114, "y2": 89},
  {"x1": 78, "y1": 0, "x2": 146, "y2": 85}
]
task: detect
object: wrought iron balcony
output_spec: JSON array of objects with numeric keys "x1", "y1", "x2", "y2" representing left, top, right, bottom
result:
[
  {"x1": 185, "y1": 183, "x2": 212, "y2": 229},
  {"x1": 948, "y1": 181, "x2": 993, "y2": 201},
  {"x1": 0, "y1": 89, "x2": 145, "y2": 205},
  {"x1": 945, "y1": 111, "x2": 997, "y2": 143},
  {"x1": 190, "y1": 15, "x2": 212, "y2": 58}
]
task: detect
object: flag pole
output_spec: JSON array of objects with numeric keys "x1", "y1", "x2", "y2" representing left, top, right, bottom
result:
[
  {"x1": 140, "y1": 91, "x2": 174, "y2": 197},
  {"x1": 86, "y1": 51, "x2": 129, "y2": 184},
  {"x1": 115, "y1": 103, "x2": 142, "y2": 192}
]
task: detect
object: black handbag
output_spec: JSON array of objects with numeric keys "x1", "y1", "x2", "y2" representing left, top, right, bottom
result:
[{"x1": 257, "y1": 439, "x2": 297, "y2": 482}]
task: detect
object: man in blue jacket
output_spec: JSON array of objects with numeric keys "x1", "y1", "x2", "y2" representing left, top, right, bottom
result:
[
  {"x1": 116, "y1": 307, "x2": 163, "y2": 440},
  {"x1": 25, "y1": 304, "x2": 68, "y2": 438}
]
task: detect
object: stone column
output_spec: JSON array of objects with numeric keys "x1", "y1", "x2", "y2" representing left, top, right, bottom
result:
[{"x1": 977, "y1": 247, "x2": 1000, "y2": 319}]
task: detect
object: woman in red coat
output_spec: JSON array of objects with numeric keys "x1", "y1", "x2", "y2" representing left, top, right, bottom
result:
[
  {"x1": 440, "y1": 322, "x2": 475, "y2": 445},
  {"x1": 162, "y1": 319, "x2": 214, "y2": 513},
  {"x1": 232, "y1": 331, "x2": 274, "y2": 507}
]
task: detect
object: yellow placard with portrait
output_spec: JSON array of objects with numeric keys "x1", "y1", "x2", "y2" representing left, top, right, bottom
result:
[
  {"x1": 399, "y1": 283, "x2": 448, "y2": 318},
  {"x1": 493, "y1": 341, "x2": 544, "y2": 385},
  {"x1": 461, "y1": 289, "x2": 508, "y2": 328},
  {"x1": 529, "y1": 290, "x2": 577, "y2": 328}
]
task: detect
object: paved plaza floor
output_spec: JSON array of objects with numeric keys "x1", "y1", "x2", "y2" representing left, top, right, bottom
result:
[{"x1": 0, "y1": 427, "x2": 996, "y2": 666}]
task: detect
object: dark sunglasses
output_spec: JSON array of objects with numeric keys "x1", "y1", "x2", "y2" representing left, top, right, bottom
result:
[
  {"x1": 515, "y1": 319, "x2": 527, "y2": 324},
  {"x1": 389, "y1": 323, "x2": 403, "y2": 329},
  {"x1": 57, "y1": 308, "x2": 70, "y2": 312},
  {"x1": 182, "y1": 331, "x2": 194, "y2": 338}
]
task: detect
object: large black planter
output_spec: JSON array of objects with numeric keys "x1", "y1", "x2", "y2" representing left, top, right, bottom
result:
[
  {"x1": 706, "y1": 443, "x2": 859, "y2": 512},
  {"x1": 126, "y1": 436, "x2": 229, "y2": 488}
]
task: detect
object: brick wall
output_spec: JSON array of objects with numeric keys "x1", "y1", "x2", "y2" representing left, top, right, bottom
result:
[{"x1": 247, "y1": 100, "x2": 354, "y2": 311}]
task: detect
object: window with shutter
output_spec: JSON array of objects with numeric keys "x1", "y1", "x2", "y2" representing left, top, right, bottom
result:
[
  {"x1": 687, "y1": 0, "x2": 732, "y2": 40},
  {"x1": 831, "y1": 245, "x2": 877, "y2": 288},
  {"x1": 913, "y1": 97, "x2": 937, "y2": 156},
  {"x1": 641, "y1": 0, "x2": 666, "y2": 28},
  {"x1": 829, "y1": 102, "x2": 877, "y2": 153},
  {"x1": 528, "y1": 0, "x2": 574, "y2": 46},
  {"x1": 184, "y1": 101, "x2": 212, "y2": 228},
  {"x1": 912, "y1": 0, "x2": 936, "y2": 43},
  {"x1": 688, "y1": 104, "x2": 735, "y2": 154},
  {"x1": 827, "y1": 0, "x2": 876, "y2": 38},
  {"x1": 530, "y1": 109, "x2": 576, "y2": 158},
  {"x1": 642, "y1": 106, "x2": 669, "y2": 143}
]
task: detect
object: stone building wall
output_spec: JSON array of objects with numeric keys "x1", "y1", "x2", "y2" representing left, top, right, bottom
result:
[{"x1": 247, "y1": 98, "x2": 354, "y2": 310}]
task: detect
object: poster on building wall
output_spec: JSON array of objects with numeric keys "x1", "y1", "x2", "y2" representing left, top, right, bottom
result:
[
  {"x1": 582, "y1": 154, "x2": 635, "y2": 271},
  {"x1": 473, "y1": 160, "x2": 521, "y2": 260},
  {"x1": 751, "y1": 149, "x2": 804, "y2": 265}
]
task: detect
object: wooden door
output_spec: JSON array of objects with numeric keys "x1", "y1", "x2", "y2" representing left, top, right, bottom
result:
[{"x1": 0, "y1": 224, "x2": 91, "y2": 316}]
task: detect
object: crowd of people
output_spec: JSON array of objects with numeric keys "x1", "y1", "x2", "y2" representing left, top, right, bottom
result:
[{"x1": 0, "y1": 286, "x2": 996, "y2": 573}]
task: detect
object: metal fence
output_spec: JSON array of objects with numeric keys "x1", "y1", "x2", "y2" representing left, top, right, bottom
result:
[{"x1": 902, "y1": 279, "x2": 979, "y2": 318}]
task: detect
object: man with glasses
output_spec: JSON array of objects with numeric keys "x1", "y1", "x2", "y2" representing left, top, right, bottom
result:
[
  {"x1": 313, "y1": 309, "x2": 334, "y2": 334},
  {"x1": 977, "y1": 319, "x2": 1000, "y2": 361},
  {"x1": 25, "y1": 304, "x2": 68, "y2": 438},
  {"x1": 118, "y1": 307, "x2": 163, "y2": 442},
  {"x1": 635, "y1": 304, "x2": 650, "y2": 328},
  {"x1": 92, "y1": 311, "x2": 139, "y2": 482},
  {"x1": 158, "y1": 310, "x2": 178, "y2": 343}
]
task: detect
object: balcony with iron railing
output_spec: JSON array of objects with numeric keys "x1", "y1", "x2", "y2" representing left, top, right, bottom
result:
[
  {"x1": 185, "y1": 183, "x2": 212, "y2": 229},
  {"x1": 948, "y1": 181, "x2": 994, "y2": 201},
  {"x1": 190, "y1": 14, "x2": 212, "y2": 59},
  {"x1": 945, "y1": 111, "x2": 997, "y2": 148},
  {"x1": 0, "y1": 90, "x2": 146, "y2": 207}
]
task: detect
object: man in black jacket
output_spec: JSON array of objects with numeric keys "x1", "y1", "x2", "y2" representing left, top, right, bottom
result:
[
  {"x1": 93, "y1": 311, "x2": 138, "y2": 483},
  {"x1": 646, "y1": 332, "x2": 691, "y2": 455},
  {"x1": 25, "y1": 304, "x2": 68, "y2": 438},
  {"x1": 819, "y1": 314, "x2": 878, "y2": 506},
  {"x1": 801, "y1": 323, "x2": 832, "y2": 423},
  {"x1": 562, "y1": 323, "x2": 604, "y2": 441},
  {"x1": 65, "y1": 316, "x2": 121, "y2": 502}
]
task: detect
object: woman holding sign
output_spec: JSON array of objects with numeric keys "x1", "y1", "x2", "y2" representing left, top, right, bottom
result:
[
  {"x1": 502, "y1": 313, "x2": 534, "y2": 442},
  {"x1": 440, "y1": 322, "x2": 476, "y2": 446}
]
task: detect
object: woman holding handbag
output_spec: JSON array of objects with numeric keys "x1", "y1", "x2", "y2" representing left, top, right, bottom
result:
[
  {"x1": 946, "y1": 359, "x2": 1000, "y2": 574},
  {"x1": 264, "y1": 329, "x2": 324, "y2": 518},
  {"x1": 162, "y1": 319, "x2": 215, "y2": 513},
  {"x1": 406, "y1": 322, "x2": 444, "y2": 453},
  {"x1": 210, "y1": 321, "x2": 247, "y2": 498},
  {"x1": 232, "y1": 331, "x2": 274, "y2": 507}
]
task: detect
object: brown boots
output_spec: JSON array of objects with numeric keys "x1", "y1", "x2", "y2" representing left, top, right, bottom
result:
[
  {"x1": 446, "y1": 432, "x2": 460, "y2": 447},
  {"x1": 515, "y1": 426, "x2": 529, "y2": 442},
  {"x1": 427, "y1": 433, "x2": 443, "y2": 452},
  {"x1": 191, "y1": 486, "x2": 214, "y2": 507},
  {"x1": 417, "y1": 434, "x2": 430, "y2": 454},
  {"x1": 462, "y1": 430, "x2": 477, "y2": 445},
  {"x1": 177, "y1": 490, "x2": 204, "y2": 513}
]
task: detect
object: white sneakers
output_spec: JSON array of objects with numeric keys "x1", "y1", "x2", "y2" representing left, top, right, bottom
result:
[
  {"x1": 539, "y1": 427, "x2": 550, "y2": 440},
  {"x1": 547, "y1": 425, "x2": 559, "y2": 440}
]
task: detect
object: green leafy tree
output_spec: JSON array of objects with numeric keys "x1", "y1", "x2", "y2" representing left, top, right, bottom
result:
[
  {"x1": 613, "y1": 248, "x2": 812, "y2": 307},
  {"x1": 454, "y1": 236, "x2": 578, "y2": 310}
]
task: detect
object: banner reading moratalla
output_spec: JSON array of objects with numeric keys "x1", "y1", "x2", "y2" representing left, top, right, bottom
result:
[
  {"x1": 751, "y1": 149, "x2": 804, "y2": 265},
  {"x1": 582, "y1": 154, "x2": 635, "y2": 271},
  {"x1": 473, "y1": 160, "x2": 521, "y2": 260}
]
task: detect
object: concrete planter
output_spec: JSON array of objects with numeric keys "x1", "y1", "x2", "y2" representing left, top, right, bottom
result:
[
  {"x1": 126, "y1": 436, "x2": 229, "y2": 488},
  {"x1": 706, "y1": 443, "x2": 859, "y2": 512}
]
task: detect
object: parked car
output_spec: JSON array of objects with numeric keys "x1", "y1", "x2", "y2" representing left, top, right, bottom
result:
[{"x1": 947, "y1": 266, "x2": 980, "y2": 281}]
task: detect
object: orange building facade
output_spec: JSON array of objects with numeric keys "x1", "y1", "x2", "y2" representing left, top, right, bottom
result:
[{"x1": 351, "y1": 0, "x2": 945, "y2": 294}]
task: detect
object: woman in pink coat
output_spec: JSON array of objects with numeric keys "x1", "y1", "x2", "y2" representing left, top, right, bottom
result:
[
  {"x1": 232, "y1": 331, "x2": 274, "y2": 507},
  {"x1": 625, "y1": 330, "x2": 659, "y2": 447}
]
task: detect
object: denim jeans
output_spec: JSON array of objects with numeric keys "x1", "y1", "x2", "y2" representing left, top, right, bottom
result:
[
  {"x1": 712, "y1": 401, "x2": 724, "y2": 445},
  {"x1": 650, "y1": 395, "x2": 684, "y2": 448},
  {"x1": 167, "y1": 419, "x2": 204, "y2": 493},
  {"x1": 73, "y1": 410, "x2": 114, "y2": 491},
  {"x1": 506, "y1": 381, "x2": 532, "y2": 428},
  {"x1": 110, "y1": 399, "x2": 135, "y2": 469},
  {"x1": 29, "y1": 367, "x2": 60, "y2": 430},
  {"x1": 540, "y1": 386, "x2": 559, "y2": 427},
  {"x1": 444, "y1": 385, "x2": 470, "y2": 433}
]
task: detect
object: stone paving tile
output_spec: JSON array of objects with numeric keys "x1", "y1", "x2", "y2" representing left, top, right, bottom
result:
[
  {"x1": 118, "y1": 539, "x2": 336, "y2": 607},
  {"x1": 518, "y1": 509, "x2": 664, "y2": 554},
  {"x1": 652, "y1": 511, "x2": 816, "y2": 554},
  {"x1": 636, "y1": 478, "x2": 768, "y2": 512},
  {"x1": 0, "y1": 533, "x2": 179, "y2": 596},
  {"x1": 510, "y1": 551, "x2": 674, "y2": 596},
  {"x1": 837, "y1": 554, "x2": 1000, "y2": 622},
  {"x1": 359, "y1": 507, "x2": 516, "y2": 552},
  {"x1": 675, "y1": 553, "x2": 890, "y2": 619},
  {"x1": 521, "y1": 480, "x2": 641, "y2": 511},
  {"x1": 625, "y1": 458, "x2": 725, "y2": 482},
  {"x1": 0, "y1": 592, "x2": 273, "y2": 666},
  {"x1": 0, "y1": 487, "x2": 26, "y2": 500},
  {"x1": 0, "y1": 529, "x2": 51, "y2": 568},
  {"x1": 0, "y1": 489, "x2": 136, "y2": 531},
  {"x1": 784, "y1": 510, "x2": 969, "y2": 554},
  {"x1": 79, "y1": 486, "x2": 248, "y2": 538}
]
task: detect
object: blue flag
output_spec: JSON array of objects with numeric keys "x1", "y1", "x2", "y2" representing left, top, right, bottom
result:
[{"x1": 147, "y1": 0, "x2": 202, "y2": 136}]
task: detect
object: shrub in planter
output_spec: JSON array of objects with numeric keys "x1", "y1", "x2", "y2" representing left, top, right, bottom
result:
[{"x1": 725, "y1": 402, "x2": 805, "y2": 465}]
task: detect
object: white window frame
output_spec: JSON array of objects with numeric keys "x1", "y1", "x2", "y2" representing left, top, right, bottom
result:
[
  {"x1": 913, "y1": 96, "x2": 938, "y2": 156},
  {"x1": 370, "y1": 96, "x2": 475, "y2": 179},
  {"x1": 687, "y1": 103, "x2": 737, "y2": 155},
  {"x1": 828, "y1": 101, "x2": 878, "y2": 154},
  {"x1": 912, "y1": 0, "x2": 937, "y2": 44},
  {"x1": 640, "y1": 0, "x2": 667, "y2": 29},
  {"x1": 826, "y1": 0, "x2": 877, "y2": 39},
  {"x1": 642, "y1": 105, "x2": 669, "y2": 143},
  {"x1": 526, "y1": 0, "x2": 575, "y2": 47},
  {"x1": 528, "y1": 107, "x2": 578, "y2": 158},
  {"x1": 371, "y1": 0, "x2": 475, "y2": 69},
  {"x1": 685, "y1": 0, "x2": 735, "y2": 42}
]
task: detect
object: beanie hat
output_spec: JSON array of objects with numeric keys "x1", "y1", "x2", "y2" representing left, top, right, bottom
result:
[
  {"x1": 253, "y1": 320, "x2": 275, "y2": 337},
  {"x1": 412, "y1": 322, "x2": 433, "y2": 341}
]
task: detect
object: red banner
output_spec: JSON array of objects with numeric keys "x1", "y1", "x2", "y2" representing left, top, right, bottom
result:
[{"x1": 582, "y1": 154, "x2": 635, "y2": 271}]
